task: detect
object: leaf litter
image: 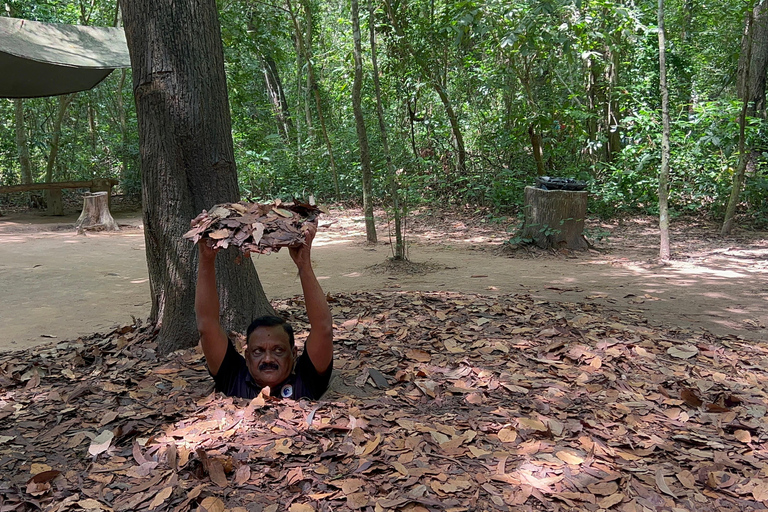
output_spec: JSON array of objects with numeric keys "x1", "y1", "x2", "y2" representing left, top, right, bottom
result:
[
  {"x1": 1, "y1": 290, "x2": 767, "y2": 511},
  {"x1": 183, "y1": 199, "x2": 325, "y2": 254}
]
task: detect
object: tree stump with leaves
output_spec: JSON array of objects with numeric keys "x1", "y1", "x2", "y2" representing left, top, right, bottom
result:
[
  {"x1": 519, "y1": 186, "x2": 588, "y2": 250},
  {"x1": 75, "y1": 192, "x2": 119, "y2": 233}
]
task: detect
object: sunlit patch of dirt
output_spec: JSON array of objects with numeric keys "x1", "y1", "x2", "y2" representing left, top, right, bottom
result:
[{"x1": 365, "y1": 258, "x2": 447, "y2": 276}]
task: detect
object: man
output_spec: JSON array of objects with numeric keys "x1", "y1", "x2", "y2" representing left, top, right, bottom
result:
[{"x1": 195, "y1": 222, "x2": 333, "y2": 399}]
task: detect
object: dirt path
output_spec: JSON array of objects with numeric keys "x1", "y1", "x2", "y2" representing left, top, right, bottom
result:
[{"x1": 1, "y1": 208, "x2": 766, "y2": 351}]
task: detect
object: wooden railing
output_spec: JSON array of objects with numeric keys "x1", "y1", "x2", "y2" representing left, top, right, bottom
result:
[{"x1": 0, "y1": 178, "x2": 119, "y2": 215}]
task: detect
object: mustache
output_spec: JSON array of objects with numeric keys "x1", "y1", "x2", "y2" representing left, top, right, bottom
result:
[{"x1": 258, "y1": 362, "x2": 279, "y2": 372}]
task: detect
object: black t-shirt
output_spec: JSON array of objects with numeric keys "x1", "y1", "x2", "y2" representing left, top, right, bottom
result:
[{"x1": 211, "y1": 341, "x2": 332, "y2": 400}]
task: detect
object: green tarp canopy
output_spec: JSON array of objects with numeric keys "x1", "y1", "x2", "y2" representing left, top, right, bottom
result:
[{"x1": 0, "y1": 17, "x2": 130, "y2": 98}]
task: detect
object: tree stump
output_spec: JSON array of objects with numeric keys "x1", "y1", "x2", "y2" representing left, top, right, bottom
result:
[
  {"x1": 519, "y1": 186, "x2": 588, "y2": 250},
  {"x1": 75, "y1": 192, "x2": 119, "y2": 233}
]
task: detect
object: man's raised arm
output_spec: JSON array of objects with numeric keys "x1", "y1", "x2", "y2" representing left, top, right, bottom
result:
[
  {"x1": 289, "y1": 223, "x2": 333, "y2": 374},
  {"x1": 195, "y1": 242, "x2": 229, "y2": 375}
]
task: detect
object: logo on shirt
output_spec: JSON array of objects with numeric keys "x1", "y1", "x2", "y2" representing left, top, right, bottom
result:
[{"x1": 281, "y1": 384, "x2": 293, "y2": 398}]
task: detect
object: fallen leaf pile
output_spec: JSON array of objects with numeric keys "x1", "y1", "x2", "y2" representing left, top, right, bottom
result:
[
  {"x1": 1, "y1": 291, "x2": 767, "y2": 511},
  {"x1": 183, "y1": 200, "x2": 324, "y2": 254}
]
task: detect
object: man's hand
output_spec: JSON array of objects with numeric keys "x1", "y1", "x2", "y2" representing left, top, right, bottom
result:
[
  {"x1": 289, "y1": 221, "x2": 317, "y2": 269},
  {"x1": 198, "y1": 238, "x2": 220, "y2": 262}
]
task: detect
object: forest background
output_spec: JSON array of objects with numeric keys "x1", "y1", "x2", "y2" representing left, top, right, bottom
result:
[{"x1": 3, "y1": 0, "x2": 767, "y2": 230}]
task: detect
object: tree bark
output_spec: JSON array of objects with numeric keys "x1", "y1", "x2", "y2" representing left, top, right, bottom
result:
[
  {"x1": 75, "y1": 192, "x2": 119, "y2": 232},
  {"x1": 262, "y1": 53, "x2": 295, "y2": 143},
  {"x1": 14, "y1": 99, "x2": 33, "y2": 185},
  {"x1": 528, "y1": 122, "x2": 545, "y2": 176},
  {"x1": 370, "y1": 0, "x2": 405, "y2": 259},
  {"x1": 352, "y1": 0, "x2": 377, "y2": 243},
  {"x1": 117, "y1": 69, "x2": 130, "y2": 187},
  {"x1": 605, "y1": 40, "x2": 622, "y2": 161},
  {"x1": 44, "y1": 94, "x2": 74, "y2": 184},
  {"x1": 520, "y1": 187, "x2": 589, "y2": 250},
  {"x1": 658, "y1": 0, "x2": 671, "y2": 260},
  {"x1": 723, "y1": 9, "x2": 754, "y2": 236},
  {"x1": 738, "y1": 0, "x2": 768, "y2": 118},
  {"x1": 120, "y1": 0, "x2": 273, "y2": 353}
]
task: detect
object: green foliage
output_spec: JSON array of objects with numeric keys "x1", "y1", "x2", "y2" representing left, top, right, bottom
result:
[{"x1": 2, "y1": 0, "x2": 765, "y2": 230}]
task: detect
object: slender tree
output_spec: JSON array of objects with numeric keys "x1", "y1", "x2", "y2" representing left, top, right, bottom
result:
[
  {"x1": 722, "y1": 8, "x2": 755, "y2": 236},
  {"x1": 44, "y1": 94, "x2": 74, "y2": 185},
  {"x1": 351, "y1": 0, "x2": 376, "y2": 243},
  {"x1": 14, "y1": 99, "x2": 33, "y2": 185},
  {"x1": 119, "y1": 0, "x2": 273, "y2": 352},
  {"x1": 658, "y1": 0, "x2": 671, "y2": 260},
  {"x1": 369, "y1": 0, "x2": 404, "y2": 259}
]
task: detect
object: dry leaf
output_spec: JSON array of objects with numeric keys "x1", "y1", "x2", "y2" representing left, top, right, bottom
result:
[
  {"x1": 289, "y1": 504, "x2": 315, "y2": 512},
  {"x1": 555, "y1": 450, "x2": 584, "y2": 465},
  {"x1": 149, "y1": 486, "x2": 173, "y2": 509},
  {"x1": 667, "y1": 345, "x2": 698, "y2": 359},
  {"x1": 497, "y1": 427, "x2": 517, "y2": 443},
  {"x1": 200, "y1": 497, "x2": 226, "y2": 512},
  {"x1": 88, "y1": 430, "x2": 114, "y2": 456}
]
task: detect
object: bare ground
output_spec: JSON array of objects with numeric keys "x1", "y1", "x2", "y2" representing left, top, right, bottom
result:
[{"x1": 0, "y1": 205, "x2": 766, "y2": 352}]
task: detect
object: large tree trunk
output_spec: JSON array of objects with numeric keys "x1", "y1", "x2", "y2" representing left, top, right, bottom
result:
[
  {"x1": 14, "y1": 99, "x2": 33, "y2": 185},
  {"x1": 352, "y1": 0, "x2": 377, "y2": 243},
  {"x1": 658, "y1": 0, "x2": 671, "y2": 260},
  {"x1": 120, "y1": 0, "x2": 273, "y2": 353},
  {"x1": 370, "y1": 0, "x2": 404, "y2": 259}
]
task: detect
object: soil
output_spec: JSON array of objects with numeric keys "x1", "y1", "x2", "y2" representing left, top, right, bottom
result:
[{"x1": 1, "y1": 204, "x2": 766, "y2": 352}]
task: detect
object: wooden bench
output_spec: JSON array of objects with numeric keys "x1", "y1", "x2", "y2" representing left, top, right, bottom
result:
[{"x1": 0, "y1": 178, "x2": 119, "y2": 215}]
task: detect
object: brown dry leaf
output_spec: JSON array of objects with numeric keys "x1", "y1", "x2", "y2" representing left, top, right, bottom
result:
[
  {"x1": 361, "y1": 434, "x2": 381, "y2": 455},
  {"x1": 597, "y1": 492, "x2": 624, "y2": 509},
  {"x1": 587, "y1": 481, "x2": 619, "y2": 495},
  {"x1": 200, "y1": 496, "x2": 226, "y2": 512},
  {"x1": 681, "y1": 387, "x2": 703, "y2": 408},
  {"x1": 148, "y1": 486, "x2": 173, "y2": 509},
  {"x1": 289, "y1": 504, "x2": 316, "y2": 512},
  {"x1": 208, "y1": 228, "x2": 231, "y2": 240},
  {"x1": 555, "y1": 450, "x2": 584, "y2": 465},
  {"x1": 341, "y1": 478, "x2": 365, "y2": 494},
  {"x1": 497, "y1": 427, "x2": 517, "y2": 443},
  {"x1": 406, "y1": 349, "x2": 432, "y2": 362},
  {"x1": 29, "y1": 463, "x2": 52, "y2": 474},
  {"x1": 753, "y1": 481, "x2": 768, "y2": 501},
  {"x1": 734, "y1": 429, "x2": 752, "y2": 443},
  {"x1": 234, "y1": 464, "x2": 251, "y2": 485},
  {"x1": 346, "y1": 492, "x2": 369, "y2": 509},
  {"x1": 677, "y1": 470, "x2": 696, "y2": 489},
  {"x1": 208, "y1": 458, "x2": 229, "y2": 488},
  {"x1": 655, "y1": 468, "x2": 678, "y2": 498},
  {"x1": 517, "y1": 417, "x2": 547, "y2": 431}
]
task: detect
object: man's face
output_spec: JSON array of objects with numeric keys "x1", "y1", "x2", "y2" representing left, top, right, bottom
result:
[{"x1": 245, "y1": 325, "x2": 296, "y2": 388}]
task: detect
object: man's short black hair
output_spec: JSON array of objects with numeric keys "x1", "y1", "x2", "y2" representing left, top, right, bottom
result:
[{"x1": 246, "y1": 315, "x2": 295, "y2": 348}]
